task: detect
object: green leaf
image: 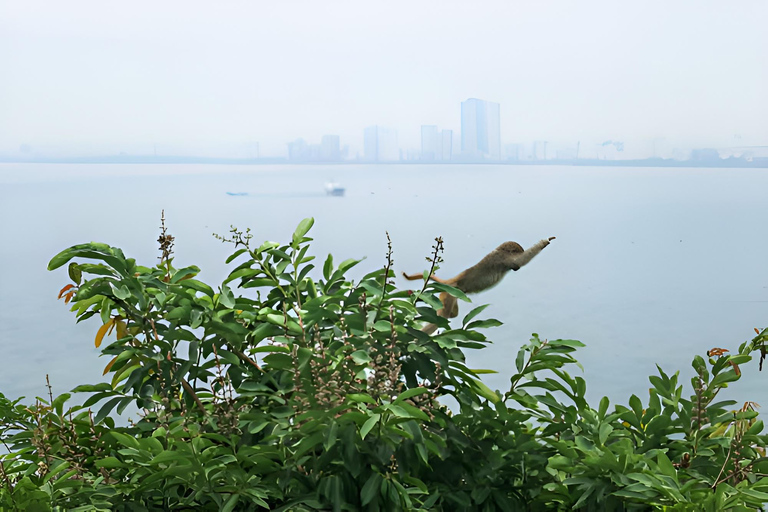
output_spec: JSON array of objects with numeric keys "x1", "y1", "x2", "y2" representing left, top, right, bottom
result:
[
  {"x1": 52, "y1": 393, "x2": 71, "y2": 416},
  {"x1": 71, "y1": 382, "x2": 113, "y2": 393},
  {"x1": 222, "y1": 494, "x2": 240, "y2": 512},
  {"x1": 394, "y1": 387, "x2": 430, "y2": 404},
  {"x1": 432, "y1": 282, "x2": 471, "y2": 302},
  {"x1": 373, "y1": 320, "x2": 391, "y2": 332},
  {"x1": 178, "y1": 279, "x2": 214, "y2": 297},
  {"x1": 466, "y1": 318, "x2": 503, "y2": 330},
  {"x1": 42, "y1": 461, "x2": 71, "y2": 484},
  {"x1": 598, "y1": 423, "x2": 613, "y2": 445},
  {"x1": 350, "y1": 350, "x2": 371, "y2": 364},
  {"x1": 48, "y1": 242, "x2": 120, "y2": 271},
  {"x1": 711, "y1": 370, "x2": 740, "y2": 387},
  {"x1": 292, "y1": 217, "x2": 315, "y2": 244},
  {"x1": 109, "y1": 283, "x2": 131, "y2": 300},
  {"x1": 95, "y1": 457, "x2": 125, "y2": 468},
  {"x1": 68, "y1": 263, "x2": 82, "y2": 285},
  {"x1": 323, "y1": 253, "x2": 334, "y2": 280},
  {"x1": 389, "y1": 403, "x2": 429, "y2": 421},
  {"x1": 219, "y1": 284, "x2": 236, "y2": 308},
  {"x1": 656, "y1": 452, "x2": 677, "y2": 481},
  {"x1": 110, "y1": 431, "x2": 140, "y2": 448},
  {"x1": 598, "y1": 396, "x2": 610, "y2": 418},
  {"x1": 216, "y1": 349, "x2": 240, "y2": 366},
  {"x1": 347, "y1": 393, "x2": 376, "y2": 405},
  {"x1": 225, "y1": 248, "x2": 248, "y2": 264},
  {"x1": 548, "y1": 339, "x2": 585, "y2": 348},
  {"x1": 462, "y1": 304, "x2": 490, "y2": 327},
  {"x1": 94, "y1": 397, "x2": 123, "y2": 424},
  {"x1": 515, "y1": 349, "x2": 526, "y2": 373},
  {"x1": 170, "y1": 265, "x2": 200, "y2": 283},
  {"x1": 361, "y1": 472, "x2": 383, "y2": 506},
  {"x1": 149, "y1": 451, "x2": 186, "y2": 465},
  {"x1": 470, "y1": 378, "x2": 500, "y2": 403},
  {"x1": 360, "y1": 414, "x2": 380, "y2": 439}
]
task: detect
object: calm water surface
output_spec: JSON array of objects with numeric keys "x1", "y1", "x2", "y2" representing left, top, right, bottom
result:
[{"x1": 1, "y1": 163, "x2": 767, "y2": 411}]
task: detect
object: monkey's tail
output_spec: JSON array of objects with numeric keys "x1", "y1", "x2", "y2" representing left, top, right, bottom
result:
[{"x1": 402, "y1": 272, "x2": 453, "y2": 286}]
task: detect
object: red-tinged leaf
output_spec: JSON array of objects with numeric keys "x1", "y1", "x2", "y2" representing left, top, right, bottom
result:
[
  {"x1": 95, "y1": 319, "x2": 115, "y2": 348},
  {"x1": 115, "y1": 319, "x2": 127, "y2": 340},
  {"x1": 58, "y1": 284, "x2": 75, "y2": 299},
  {"x1": 103, "y1": 356, "x2": 118, "y2": 375},
  {"x1": 64, "y1": 291, "x2": 75, "y2": 304}
]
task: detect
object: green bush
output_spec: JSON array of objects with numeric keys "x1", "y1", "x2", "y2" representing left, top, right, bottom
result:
[{"x1": 2, "y1": 217, "x2": 768, "y2": 511}]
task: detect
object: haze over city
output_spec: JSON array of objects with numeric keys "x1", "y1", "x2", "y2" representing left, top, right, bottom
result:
[{"x1": 1, "y1": 1, "x2": 766, "y2": 161}]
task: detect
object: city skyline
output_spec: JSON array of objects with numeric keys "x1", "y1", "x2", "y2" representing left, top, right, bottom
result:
[
  {"x1": 6, "y1": 93, "x2": 766, "y2": 163},
  {"x1": 1, "y1": 1, "x2": 766, "y2": 161}
]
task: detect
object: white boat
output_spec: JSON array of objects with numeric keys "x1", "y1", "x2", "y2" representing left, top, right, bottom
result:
[{"x1": 325, "y1": 182, "x2": 345, "y2": 196}]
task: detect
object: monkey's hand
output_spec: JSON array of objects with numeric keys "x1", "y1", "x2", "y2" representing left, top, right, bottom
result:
[{"x1": 548, "y1": 236, "x2": 556, "y2": 242}]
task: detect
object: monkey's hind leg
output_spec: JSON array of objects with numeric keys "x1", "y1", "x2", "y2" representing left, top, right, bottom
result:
[
  {"x1": 438, "y1": 292, "x2": 459, "y2": 319},
  {"x1": 422, "y1": 293, "x2": 459, "y2": 335}
]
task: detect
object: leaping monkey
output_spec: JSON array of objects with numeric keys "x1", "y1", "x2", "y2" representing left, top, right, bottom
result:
[{"x1": 403, "y1": 237, "x2": 555, "y2": 334}]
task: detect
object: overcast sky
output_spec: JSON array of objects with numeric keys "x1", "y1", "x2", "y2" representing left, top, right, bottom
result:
[{"x1": 1, "y1": 1, "x2": 766, "y2": 157}]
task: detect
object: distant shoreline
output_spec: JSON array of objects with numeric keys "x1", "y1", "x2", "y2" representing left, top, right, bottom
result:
[{"x1": 1, "y1": 156, "x2": 766, "y2": 168}]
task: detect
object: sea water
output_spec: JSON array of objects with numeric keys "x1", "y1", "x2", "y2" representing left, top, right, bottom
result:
[{"x1": 1, "y1": 163, "x2": 767, "y2": 411}]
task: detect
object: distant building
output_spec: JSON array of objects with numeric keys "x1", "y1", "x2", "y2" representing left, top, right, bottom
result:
[
  {"x1": 404, "y1": 149, "x2": 422, "y2": 161},
  {"x1": 532, "y1": 141, "x2": 548, "y2": 160},
  {"x1": 421, "y1": 125, "x2": 439, "y2": 160},
  {"x1": 421, "y1": 126, "x2": 453, "y2": 161},
  {"x1": 287, "y1": 138, "x2": 310, "y2": 161},
  {"x1": 320, "y1": 135, "x2": 341, "y2": 161},
  {"x1": 364, "y1": 126, "x2": 399, "y2": 162},
  {"x1": 690, "y1": 148, "x2": 721, "y2": 162},
  {"x1": 461, "y1": 98, "x2": 500, "y2": 160},
  {"x1": 505, "y1": 143, "x2": 523, "y2": 161},
  {"x1": 720, "y1": 146, "x2": 768, "y2": 161}
]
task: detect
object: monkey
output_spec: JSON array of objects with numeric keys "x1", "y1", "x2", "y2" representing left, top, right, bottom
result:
[{"x1": 403, "y1": 237, "x2": 556, "y2": 334}]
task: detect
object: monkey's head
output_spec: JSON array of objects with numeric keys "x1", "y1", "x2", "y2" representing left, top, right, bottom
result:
[
  {"x1": 496, "y1": 241, "x2": 524, "y2": 254},
  {"x1": 496, "y1": 241, "x2": 524, "y2": 271}
]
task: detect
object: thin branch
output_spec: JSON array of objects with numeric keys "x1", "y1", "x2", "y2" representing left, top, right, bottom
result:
[
  {"x1": 234, "y1": 349, "x2": 264, "y2": 373},
  {"x1": 420, "y1": 237, "x2": 444, "y2": 295},
  {"x1": 712, "y1": 444, "x2": 733, "y2": 490},
  {"x1": 374, "y1": 231, "x2": 394, "y2": 320},
  {"x1": 181, "y1": 379, "x2": 206, "y2": 415}
]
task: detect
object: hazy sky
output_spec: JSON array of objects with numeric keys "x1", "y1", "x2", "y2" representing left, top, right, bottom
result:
[{"x1": 1, "y1": 1, "x2": 766, "y2": 157}]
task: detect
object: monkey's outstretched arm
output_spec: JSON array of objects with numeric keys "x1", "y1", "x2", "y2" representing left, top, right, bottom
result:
[{"x1": 507, "y1": 237, "x2": 555, "y2": 271}]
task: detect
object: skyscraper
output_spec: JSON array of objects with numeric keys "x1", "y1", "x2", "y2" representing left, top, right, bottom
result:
[
  {"x1": 320, "y1": 135, "x2": 341, "y2": 161},
  {"x1": 287, "y1": 138, "x2": 309, "y2": 161},
  {"x1": 421, "y1": 125, "x2": 439, "y2": 160},
  {"x1": 421, "y1": 126, "x2": 453, "y2": 161},
  {"x1": 364, "y1": 126, "x2": 399, "y2": 162},
  {"x1": 461, "y1": 98, "x2": 500, "y2": 160}
]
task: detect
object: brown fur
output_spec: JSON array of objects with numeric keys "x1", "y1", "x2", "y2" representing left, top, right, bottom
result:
[{"x1": 404, "y1": 237, "x2": 555, "y2": 333}]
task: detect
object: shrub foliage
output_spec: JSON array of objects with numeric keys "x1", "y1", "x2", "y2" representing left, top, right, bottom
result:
[{"x1": 2, "y1": 217, "x2": 768, "y2": 511}]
